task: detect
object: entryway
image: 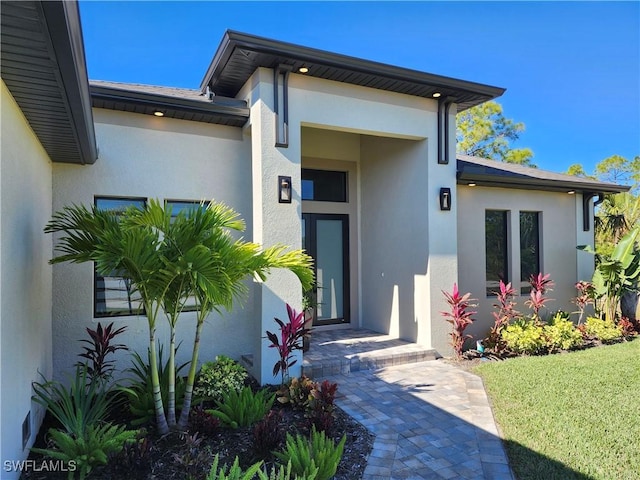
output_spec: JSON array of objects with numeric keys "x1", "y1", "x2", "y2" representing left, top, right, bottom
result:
[{"x1": 302, "y1": 213, "x2": 350, "y2": 326}]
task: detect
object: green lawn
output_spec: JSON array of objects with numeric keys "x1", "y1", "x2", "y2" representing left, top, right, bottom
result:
[{"x1": 475, "y1": 340, "x2": 640, "y2": 480}]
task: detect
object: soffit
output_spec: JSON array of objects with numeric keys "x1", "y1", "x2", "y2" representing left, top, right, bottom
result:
[
  {"x1": 200, "y1": 31, "x2": 505, "y2": 111},
  {"x1": 457, "y1": 155, "x2": 630, "y2": 194},
  {"x1": 1, "y1": 1, "x2": 97, "y2": 165}
]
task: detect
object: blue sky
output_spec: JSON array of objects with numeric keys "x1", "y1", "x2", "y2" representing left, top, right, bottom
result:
[{"x1": 79, "y1": 1, "x2": 639, "y2": 175}]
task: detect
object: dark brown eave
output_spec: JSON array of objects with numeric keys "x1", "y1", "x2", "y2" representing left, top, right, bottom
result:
[
  {"x1": 200, "y1": 30, "x2": 505, "y2": 111},
  {"x1": 457, "y1": 157, "x2": 630, "y2": 194},
  {"x1": 1, "y1": 0, "x2": 97, "y2": 165},
  {"x1": 90, "y1": 84, "x2": 249, "y2": 127}
]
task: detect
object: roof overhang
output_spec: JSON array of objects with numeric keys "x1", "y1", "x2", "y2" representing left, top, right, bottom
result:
[
  {"x1": 90, "y1": 84, "x2": 249, "y2": 127},
  {"x1": 200, "y1": 30, "x2": 505, "y2": 111},
  {"x1": 457, "y1": 157, "x2": 630, "y2": 194},
  {"x1": 1, "y1": 0, "x2": 97, "y2": 165}
]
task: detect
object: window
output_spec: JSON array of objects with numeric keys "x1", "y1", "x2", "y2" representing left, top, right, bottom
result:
[
  {"x1": 520, "y1": 211, "x2": 541, "y2": 294},
  {"x1": 301, "y1": 169, "x2": 347, "y2": 202},
  {"x1": 94, "y1": 196, "x2": 146, "y2": 317},
  {"x1": 485, "y1": 210, "x2": 509, "y2": 296}
]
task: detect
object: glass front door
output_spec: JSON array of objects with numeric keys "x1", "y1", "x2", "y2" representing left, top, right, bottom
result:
[{"x1": 302, "y1": 214, "x2": 350, "y2": 325}]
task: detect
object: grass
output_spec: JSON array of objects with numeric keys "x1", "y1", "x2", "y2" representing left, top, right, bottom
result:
[{"x1": 475, "y1": 340, "x2": 640, "y2": 480}]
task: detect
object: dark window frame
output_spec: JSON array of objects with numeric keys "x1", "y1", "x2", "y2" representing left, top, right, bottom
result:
[
  {"x1": 485, "y1": 210, "x2": 509, "y2": 297},
  {"x1": 93, "y1": 196, "x2": 146, "y2": 318},
  {"x1": 520, "y1": 211, "x2": 541, "y2": 294},
  {"x1": 301, "y1": 169, "x2": 348, "y2": 202}
]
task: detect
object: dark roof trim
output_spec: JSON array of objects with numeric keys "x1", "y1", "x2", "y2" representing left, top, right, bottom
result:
[
  {"x1": 1, "y1": 1, "x2": 97, "y2": 164},
  {"x1": 90, "y1": 84, "x2": 249, "y2": 127},
  {"x1": 457, "y1": 157, "x2": 630, "y2": 194},
  {"x1": 200, "y1": 30, "x2": 505, "y2": 110}
]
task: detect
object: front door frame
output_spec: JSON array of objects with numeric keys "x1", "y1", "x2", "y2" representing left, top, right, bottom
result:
[{"x1": 303, "y1": 213, "x2": 350, "y2": 326}]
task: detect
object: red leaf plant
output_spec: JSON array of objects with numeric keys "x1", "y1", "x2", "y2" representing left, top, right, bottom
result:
[
  {"x1": 484, "y1": 280, "x2": 519, "y2": 354},
  {"x1": 441, "y1": 283, "x2": 477, "y2": 359},
  {"x1": 266, "y1": 304, "x2": 311, "y2": 386},
  {"x1": 525, "y1": 273, "x2": 554, "y2": 323},
  {"x1": 573, "y1": 280, "x2": 596, "y2": 324}
]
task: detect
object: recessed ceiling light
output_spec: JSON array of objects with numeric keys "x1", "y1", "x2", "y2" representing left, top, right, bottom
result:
[
  {"x1": 153, "y1": 111, "x2": 164, "y2": 117},
  {"x1": 468, "y1": 183, "x2": 477, "y2": 187},
  {"x1": 299, "y1": 67, "x2": 309, "y2": 73},
  {"x1": 568, "y1": 190, "x2": 576, "y2": 195},
  {"x1": 432, "y1": 92, "x2": 441, "y2": 98}
]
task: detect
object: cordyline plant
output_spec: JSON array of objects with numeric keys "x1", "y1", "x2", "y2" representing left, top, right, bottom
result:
[
  {"x1": 484, "y1": 281, "x2": 519, "y2": 353},
  {"x1": 45, "y1": 199, "x2": 313, "y2": 434},
  {"x1": 525, "y1": 273, "x2": 554, "y2": 324},
  {"x1": 573, "y1": 280, "x2": 596, "y2": 324},
  {"x1": 441, "y1": 283, "x2": 477, "y2": 359},
  {"x1": 266, "y1": 304, "x2": 310, "y2": 386},
  {"x1": 75, "y1": 322, "x2": 128, "y2": 386}
]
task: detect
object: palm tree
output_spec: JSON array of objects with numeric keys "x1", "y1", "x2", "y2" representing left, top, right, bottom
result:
[
  {"x1": 45, "y1": 203, "x2": 176, "y2": 434},
  {"x1": 46, "y1": 199, "x2": 314, "y2": 431},
  {"x1": 596, "y1": 193, "x2": 640, "y2": 256}
]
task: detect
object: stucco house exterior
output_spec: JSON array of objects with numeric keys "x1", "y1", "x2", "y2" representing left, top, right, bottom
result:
[{"x1": 0, "y1": 1, "x2": 627, "y2": 473}]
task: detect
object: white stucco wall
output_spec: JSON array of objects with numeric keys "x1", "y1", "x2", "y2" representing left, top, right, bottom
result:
[
  {"x1": 51, "y1": 109, "x2": 254, "y2": 381},
  {"x1": 457, "y1": 185, "x2": 583, "y2": 342},
  {"x1": 1, "y1": 81, "x2": 53, "y2": 476}
]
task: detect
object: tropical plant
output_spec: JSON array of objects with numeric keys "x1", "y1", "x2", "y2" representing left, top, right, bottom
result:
[
  {"x1": 277, "y1": 375, "x2": 316, "y2": 410},
  {"x1": 206, "y1": 455, "x2": 264, "y2": 480},
  {"x1": 573, "y1": 280, "x2": 596, "y2": 324},
  {"x1": 266, "y1": 304, "x2": 310, "y2": 386},
  {"x1": 32, "y1": 423, "x2": 138, "y2": 480},
  {"x1": 75, "y1": 322, "x2": 128, "y2": 386},
  {"x1": 579, "y1": 227, "x2": 640, "y2": 324},
  {"x1": 189, "y1": 405, "x2": 220, "y2": 436},
  {"x1": 584, "y1": 316, "x2": 623, "y2": 343},
  {"x1": 544, "y1": 314, "x2": 583, "y2": 352},
  {"x1": 484, "y1": 280, "x2": 519, "y2": 353},
  {"x1": 193, "y1": 355, "x2": 248, "y2": 404},
  {"x1": 123, "y1": 347, "x2": 188, "y2": 427},
  {"x1": 32, "y1": 366, "x2": 113, "y2": 438},
  {"x1": 207, "y1": 386, "x2": 275, "y2": 429},
  {"x1": 525, "y1": 273, "x2": 554, "y2": 323},
  {"x1": 441, "y1": 284, "x2": 477, "y2": 358},
  {"x1": 501, "y1": 319, "x2": 546, "y2": 355},
  {"x1": 253, "y1": 409, "x2": 286, "y2": 454},
  {"x1": 274, "y1": 427, "x2": 345, "y2": 480},
  {"x1": 45, "y1": 199, "x2": 314, "y2": 432}
]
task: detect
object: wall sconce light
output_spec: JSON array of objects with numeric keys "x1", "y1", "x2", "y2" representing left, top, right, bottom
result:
[
  {"x1": 278, "y1": 176, "x2": 292, "y2": 203},
  {"x1": 439, "y1": 187, "x2": 452, "y2": 211}
]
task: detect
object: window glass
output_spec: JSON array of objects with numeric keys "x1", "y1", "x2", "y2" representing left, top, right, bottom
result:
[
  {"x1": 520, "y1": 211, "x2": 541, "y2": 294},
  {"x1": 301, "y1": 169, "x2": 347, "y2": 202},
  {"x1": 94, "y1": 197, "x2": 145, "y2": 317},
  {"x1": 485, "y1": 210, "x2": 509, "y2": 296}
]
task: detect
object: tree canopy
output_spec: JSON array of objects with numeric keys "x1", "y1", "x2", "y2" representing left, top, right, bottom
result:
[{"x1": 456, "y1": 101, "x2": 535, "y2": 166}]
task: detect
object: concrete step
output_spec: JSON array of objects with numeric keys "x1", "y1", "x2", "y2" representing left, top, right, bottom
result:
[{"x1": 302, "y1": 328, "x2": 438, "y2": 379}]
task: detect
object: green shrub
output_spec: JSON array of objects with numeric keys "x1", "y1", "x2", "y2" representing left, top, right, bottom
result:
[
  {"x1": 31, "y1": 366, "x2": 114, "y2": 438},
  {"x1": 32, "y1": 424, "x2": 138, "y2": 480},
  {"x1": 501, "y1": 319, "x2": 546, "y2": 355},
  {"x1": 544, "y1": 315, "x2": 584, "y2": 351},
  {"x1": 264, "y1": 461, "x2": 317, "y2": 480},
  {"x1": 206, "y1": 456, "x2": 317, "y2": 480},
  {"x1": 123, "y1": 347, "x2": 187, "y2": 426},
  {"x1": 194, "y1": 355, "x2": 248, "y2": 404},
  {"x1": 585, "y1": 316, "x2": 623, "y2": 342},
  {"x1": 207, "y1": 386, "x2": 274, "y2": 429},
  {"x1": 274, "y1": 426, "x2": 345, "y2": 480}
]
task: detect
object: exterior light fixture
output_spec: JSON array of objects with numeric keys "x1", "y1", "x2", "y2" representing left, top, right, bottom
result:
[
  {"x1": 298, "y1": 66, "x2": 309, "y2": 73},
  {"x1": 468, "y1": 183, "x2": 477, "y2": 187},
  {"x1": 439, "y1": 187, "x2": 452, "y2": 211},
  {"x1": 278, "y1": 176, "x2": 292, "y2": 203},
  {"x1": 432, "y1": 92, "x2": 441, "y2": 98},
  {"x1": 568, "y1": 190, "x2": 576, "y2": 195},
  {"x1": 153, "y1": 110, "x2": 164, "y2": 117}
]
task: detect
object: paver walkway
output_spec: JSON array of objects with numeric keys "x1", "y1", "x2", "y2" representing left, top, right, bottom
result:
[{"x1": 317, "y1": 353, "x2": 514, "y2": 479}]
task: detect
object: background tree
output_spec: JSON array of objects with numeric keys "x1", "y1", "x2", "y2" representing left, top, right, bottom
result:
[
  {"x1": 457, "y1": 100, "x2": 535, "y2": 166},
  {"x1": 567, "y1": 155, "x2": 640, "y2": 256}
]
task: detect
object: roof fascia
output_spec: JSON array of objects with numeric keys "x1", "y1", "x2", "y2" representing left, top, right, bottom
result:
[
  {"x1": 200, "y1": 30, "x2": 506, "y2": 100},
  {"x1": 90, "y1": 85, "x2": 250, "y2": 119},
  {"x1": 40, "y1": 0, "x2": 97, "y2": 165}
]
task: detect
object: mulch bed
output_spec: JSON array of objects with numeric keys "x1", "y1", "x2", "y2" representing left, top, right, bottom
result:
[{"x1": 22, "y1": 388, "x2": 373, "y2": 480}]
